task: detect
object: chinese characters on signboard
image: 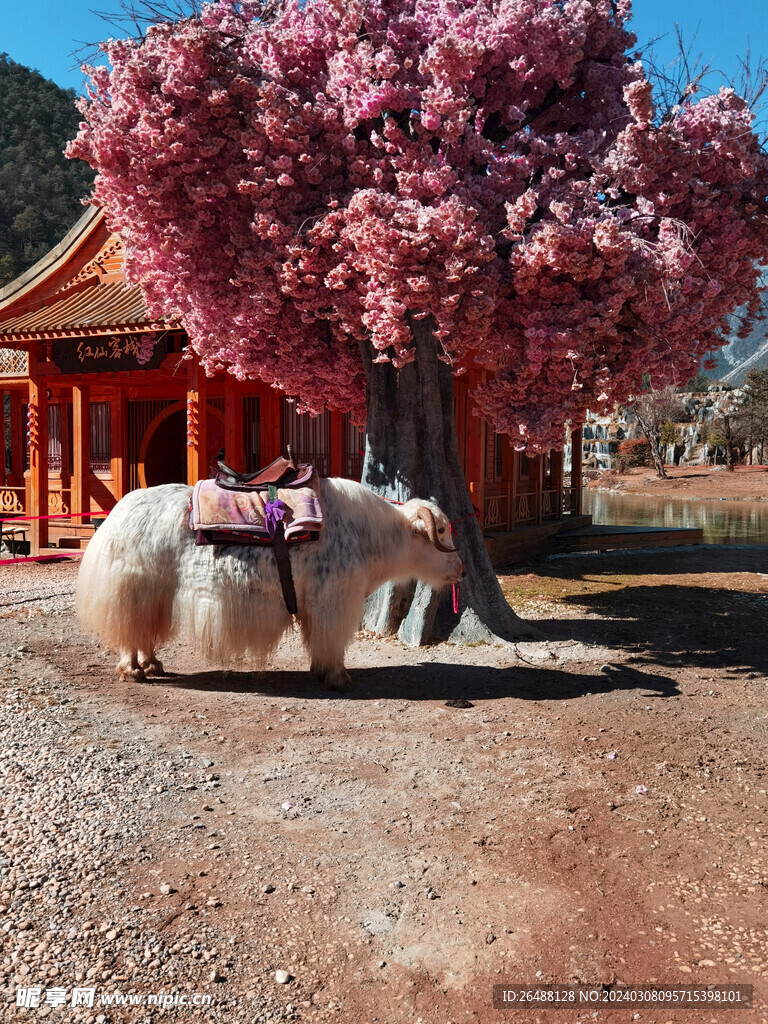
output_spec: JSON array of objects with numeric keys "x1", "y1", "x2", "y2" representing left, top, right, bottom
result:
[{"x1": 53, "y1": 334, "x2": 167, "y2": 374}]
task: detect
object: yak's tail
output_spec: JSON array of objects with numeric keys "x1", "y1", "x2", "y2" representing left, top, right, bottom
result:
[{"x1": 76, "y1": 486, "x2": 188, "y2": 656}]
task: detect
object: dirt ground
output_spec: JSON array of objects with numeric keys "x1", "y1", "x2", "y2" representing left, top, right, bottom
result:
[
  {"x1": 588, "y1": 465, "x2": 768, "y2": 501},
  {"x1": 2, "y1": 543, "x2": 768, "y2": 1024}
]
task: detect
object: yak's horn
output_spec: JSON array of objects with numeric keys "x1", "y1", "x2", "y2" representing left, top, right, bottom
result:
[{"x1": 415, "y1": 507, "x2": 456, "y2": 553}]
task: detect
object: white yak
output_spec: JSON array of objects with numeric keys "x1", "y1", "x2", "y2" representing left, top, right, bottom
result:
[{"x1": 76, "y1": 479, "x2": 464, "y2": 691}]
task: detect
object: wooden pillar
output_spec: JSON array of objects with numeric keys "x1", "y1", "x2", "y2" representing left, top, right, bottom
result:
[
  {"x1": 571, "y1": 427, "x2": 583, "y2": 515},
  {"x1": 551, "y1": 448, "x2": 564, "y2": 518},
  {"x1": 9, "y1": 390, "x2": 23, "y2": 487},
  {"x1": 0, "y1": 390, "x2": 6, "y2": 486},
  {"x1": 510, "y1": 449, "x2": 519, "y2": 530},
  {"x1": 111, "y1": 389, "x2": 126, "y2": 500},
  {"x1": 186, "y1": 358, "x2": 207, "y2": 485},
  {"x1": 465, "y1": 372, "x2": 486, "y2": 530},
  {"x1": 329, "y1": 410, "x2": 343, "y2": 478},
  {"x1": 28, "y1": 348, "x2": 49, "y2": 554},
  {"x1": 72, "y1": 383, "x2": 91, "y2": 524},
  {"x1": 224, "y1": 376, "x2": 244, "y2": 473},
  {"x1": 534, "y1": 454, "x2": 544, "y2": 526}
]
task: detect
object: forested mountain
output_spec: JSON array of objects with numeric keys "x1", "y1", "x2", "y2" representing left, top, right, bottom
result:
[{"x1": 0, "y1": 54, "x2": 94, "y2": 286}]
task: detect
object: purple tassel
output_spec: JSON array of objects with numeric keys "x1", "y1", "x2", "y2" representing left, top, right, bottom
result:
[{"x1": 264, "y1": 498, "x2": 287, "y2": 539}]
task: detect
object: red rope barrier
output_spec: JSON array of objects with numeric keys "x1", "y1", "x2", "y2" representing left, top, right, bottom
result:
[
  {"x1": 451, "y1": 506, "x2": 481, "y2": 526},
  {"x1": 0, "y1": 551, "x2": 84, "y2": 567},
  {"x1": 0, "y1": 511, "x2": 111, "y2": 523},
  {"x1": 0, "y1": 511, "x2": 108, "y2": 565},
  {"x1": 382, "y1": 496, "x2": 480, "y2": 529}
]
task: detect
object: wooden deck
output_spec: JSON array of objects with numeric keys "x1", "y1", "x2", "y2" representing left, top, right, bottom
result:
[
  {"x1": 485, "y1": 515, "x2": 592, "y2": 567},
  {"x1": 551, "y1": 524, "x2": 704, "y2": 554}
]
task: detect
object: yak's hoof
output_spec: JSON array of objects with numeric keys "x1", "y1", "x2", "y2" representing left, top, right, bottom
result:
[
  {"x1": 119, "y1": 666, "x2": 147, "y2": 683},
  {"x1": 324, "y1": 669, "x2": 354, "y2": 693},
  {"x1": 141, "y1": 658, "x2": 165, "y2": 677}
]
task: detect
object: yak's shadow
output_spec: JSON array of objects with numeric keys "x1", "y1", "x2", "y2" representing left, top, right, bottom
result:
[{"x1": 157, "y1": 660, "x2": 679, "y2": 701}]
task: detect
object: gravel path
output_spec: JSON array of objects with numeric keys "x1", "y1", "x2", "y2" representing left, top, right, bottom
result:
[
  {"x1": 1, "y1": 563, "x2": 293, "y2": 1023},
  {"x1": 2, "y1": 552, "x2": 768, "y2": 1024}
]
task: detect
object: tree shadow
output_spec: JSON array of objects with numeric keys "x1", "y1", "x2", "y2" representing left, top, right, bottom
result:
[
  {"x1": 542, "y1": 545, "x2": 768, "y2": 579},
  {"x1": 533, "y1": 580, "x2": 767, "y2": 676},
  {"x1": 159, "y1": 661, "x2": 679, "y2": 701}
]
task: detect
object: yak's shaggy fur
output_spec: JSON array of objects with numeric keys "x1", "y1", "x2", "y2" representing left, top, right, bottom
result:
[{"x1": 76, "y1": 479, "x2": 464, "y2": 690}]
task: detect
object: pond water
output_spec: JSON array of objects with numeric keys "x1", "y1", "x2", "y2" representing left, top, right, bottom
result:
[{"x1": 584, "y1": 489, "x2": 768, "y2": 546}]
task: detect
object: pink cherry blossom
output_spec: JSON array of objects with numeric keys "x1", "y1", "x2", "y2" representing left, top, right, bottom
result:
[{"x1": 67, "y1": 0, "x2": 768, "y2": 451}]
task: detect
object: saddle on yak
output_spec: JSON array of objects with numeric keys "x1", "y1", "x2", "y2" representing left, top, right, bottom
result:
[{"x1": 189, "y1": 448, "x2": 323, "y2": 615}]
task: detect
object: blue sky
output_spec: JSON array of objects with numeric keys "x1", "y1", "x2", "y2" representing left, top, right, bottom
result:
[{"x1": 3, "y1": 0, "x2": 766, "y2": 95}]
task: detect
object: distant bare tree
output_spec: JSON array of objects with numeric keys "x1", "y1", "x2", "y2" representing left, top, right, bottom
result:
[{"x1": 631, "y1": 386, "x2": 685, "y2": 479}]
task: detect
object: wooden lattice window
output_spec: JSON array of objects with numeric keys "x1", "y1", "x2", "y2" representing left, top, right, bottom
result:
[
  {"x1": 485, "y1": 428, "x2": 504, "y2": 482},
  {"x1": 281, "y1": 400, "x2": 331, "y2": 476},
  {"x1": 22, "y1": 403, "x2": 62, "y2": 472},
  {"x1": 243, "y1": 396, "x2": 261, "y2": 473},
  {"x1": 343, "y1": 413, "x2": 364, "y2": 480},
  {"x1": 90, "y1": 403, "x2": 111, "y2": 473},
  {"x1": 0, "y1": 350, "x2": 28, "y2": 376}
]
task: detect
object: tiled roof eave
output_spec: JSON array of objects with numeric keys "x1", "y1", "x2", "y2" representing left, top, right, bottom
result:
[{"x1": 0, "y1": 321, "x2": 178, "y2": 346}]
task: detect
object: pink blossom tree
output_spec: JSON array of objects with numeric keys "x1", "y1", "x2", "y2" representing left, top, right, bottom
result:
[{"x1": 68, "y1": 0, "x2": 768, "y2": 643}]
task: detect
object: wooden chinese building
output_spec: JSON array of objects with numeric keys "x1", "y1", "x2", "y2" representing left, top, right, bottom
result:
[{"x1": 0, "y1": 207, "x2": 584, "y2": 558}]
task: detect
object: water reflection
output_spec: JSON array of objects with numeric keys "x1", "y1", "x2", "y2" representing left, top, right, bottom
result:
[{"x1": 584, "y1": 490, "x2": 768, "y2": 545}]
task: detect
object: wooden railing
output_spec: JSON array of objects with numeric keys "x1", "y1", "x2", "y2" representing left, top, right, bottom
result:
[
  {"x1": 561, "y1": 487, "x2": 578, "y2": 515},
  {"x1": 483, "y1": 489, "x2": 511, "y2": 530},
  {"x1": 541, "y1": 489, "x2": 559, "y2": 521},
  {"x1": 0, "y1": 486, "x2": 73, "y2": 519},
  {"x1": 515, "y1": 491, "x2": 536, "y2": 526},
  {"x1": 48, "y1": 489, "x2": 71, "y2": 516},
  {"x1": 0, "y1": 486, "x2": 25, "y2": 515},
  {"x1": 482, "y1": 484, "x2": 579, "y2": 532}
]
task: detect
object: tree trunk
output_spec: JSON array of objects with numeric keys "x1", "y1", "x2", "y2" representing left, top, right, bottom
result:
[
  {"x1": 359, "y1": 320, "x2": 533, "y2": 645},
  {"x1": 635, "y1": 412, "x2": 667, "y2": 479},
  {"x1": 724, "y1": 415, "x2": 736, "y2": 472}
]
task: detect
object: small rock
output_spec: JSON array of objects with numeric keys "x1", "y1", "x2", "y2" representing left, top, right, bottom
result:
[
  {"x1": 262, "y1": 884, "x2": 276, "y2": 894},
  {"x1": 275, "y1": 970, "x2": 292, "y2": 985},
  {"x1": 486, "y1": 933, "x2": 496, "y2": 944}
]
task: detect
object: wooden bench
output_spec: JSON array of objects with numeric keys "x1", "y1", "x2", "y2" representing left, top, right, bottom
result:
[{"x1": 0, "y1": 517, "x2": 30, "y2": 557}]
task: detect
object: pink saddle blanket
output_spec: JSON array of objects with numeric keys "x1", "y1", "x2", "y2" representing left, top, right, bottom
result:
[{"x1": 190, "y1": 474, "x2": 323, "y2": 542}]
